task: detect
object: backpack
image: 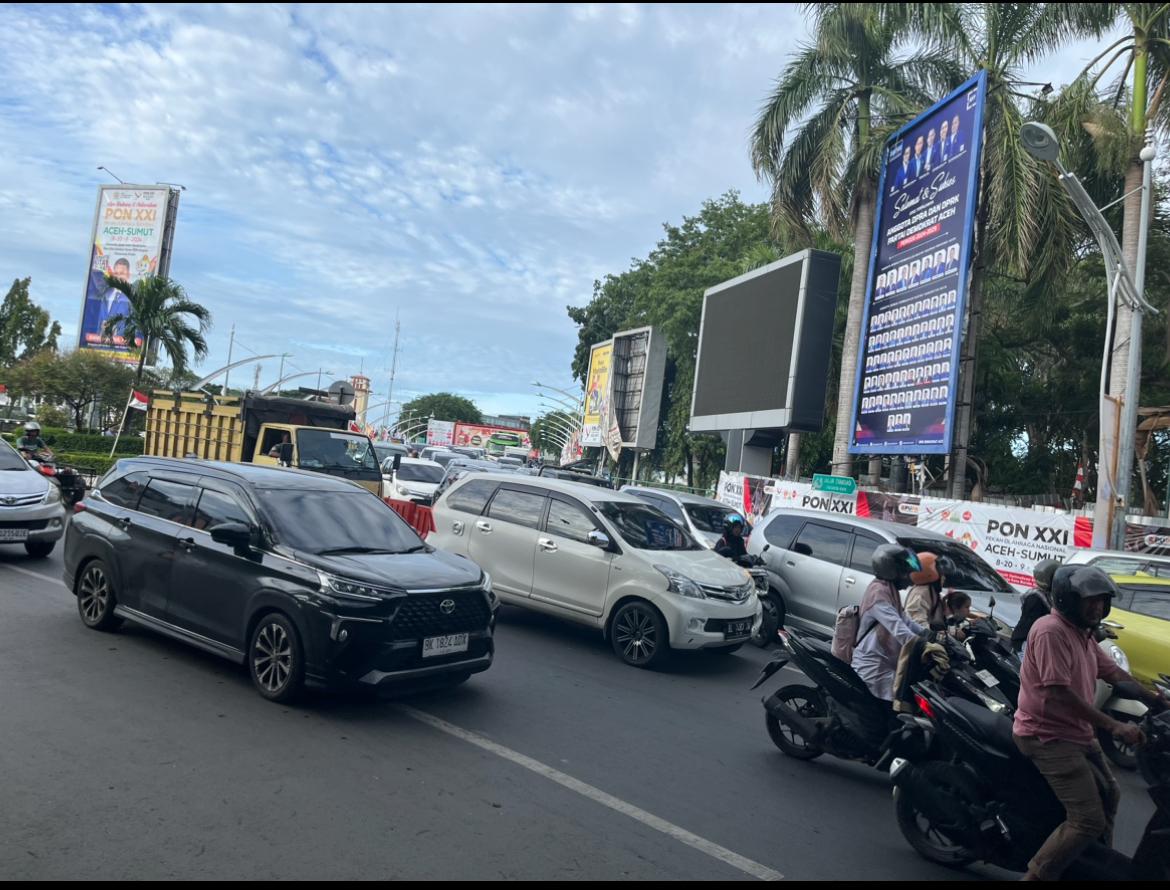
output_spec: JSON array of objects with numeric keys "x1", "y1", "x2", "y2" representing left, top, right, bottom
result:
[{"x1": 831, "y1": 604, "x2": 879, "y2": 664}]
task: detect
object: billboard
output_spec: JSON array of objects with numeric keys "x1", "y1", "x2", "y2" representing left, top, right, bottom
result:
[
  {"x1": 690, "y1": 249, "x2": 841, "y2": 433},
  {"x1": 426, "y1": 419, "x2": 455, "y2": 446},
  {"x1": 452, "y1": 422, "x2": 531, "y2": 450},
  {"x1": 582, "y1": 341, "x2": 613, "y2": 447},
  {"x1": 78, "y1": 186, "x2": 175, "y2": 362},
  {"x1": 849, "y1": 71, "x2": 989, "y2": 455},
  {"x1": 611, "y1": 326, "x2": 667, "y2": 451}
]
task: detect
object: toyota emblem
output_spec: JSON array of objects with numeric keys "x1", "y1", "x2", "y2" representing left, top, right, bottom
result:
[
  {"x1": 1, "y1": 496, "x2": 14, "y2": 506},
  {"x1": 440, "y1": 598, "x2": 457, "y2": 615}
]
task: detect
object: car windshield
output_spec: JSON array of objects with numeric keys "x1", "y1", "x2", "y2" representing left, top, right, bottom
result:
[
  {"x1": 685, "y1": 503, "x2": 739, "y2": 534},
  {"x1": 1092, "y1": 556, "x2": 1170, "y2": 579},
  {"x1": 397, "y1": 463, "x2": 444, "y2": 484},
  {"x1": 597, "y1": 501, "x2": 700, "y2": 551},
  {"x1": 374, "y1": 444, "x2": 405, "y2": 464},
  {"x1": 899, "y1": 537, "x2": 1014, "y2": 593},
  {"x1": 296, "y1": 429, "x2": 378, "y2": 473},
  {"x1": 0, "y1": 442, "x2": 29, "y2": 470},
  {"x1": 259, "y1": 488, "x2": 421, "y2": 554}
]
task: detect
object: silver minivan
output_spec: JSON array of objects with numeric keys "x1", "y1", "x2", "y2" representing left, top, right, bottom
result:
[{"x1": 745, "y1": 509, "x2": 1018, "y2": 642}]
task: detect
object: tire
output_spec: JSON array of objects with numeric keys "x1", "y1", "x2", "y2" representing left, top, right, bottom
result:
[
  {"x1": 610, "y1": 600, "x2": 670, "y2": 669},
  {"x1": 751, "y1": 594, "x2": 782, "y2": 648},
  {"x1": 764, "y1": 683, "x2": 825, "y2": 760},
  {"x1": 248, "y1": 613, "x2": 305, "y2": 703},
  {"x1": 893, "y1": 761, "x2": 979, "y2": 868},
  {"x1": 1098, "y1": 722, "x2": 1139, "y2": 771},
  {"x1": 24, "y1": 540, "x2": 56, "y2": 558},
  {"x1": 76, "y1": 559, "x2": 123, "y2": 631}
]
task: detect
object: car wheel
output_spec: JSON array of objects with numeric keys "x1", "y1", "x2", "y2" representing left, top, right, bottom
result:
[
  {"x1": 76, "y1": 559, "x2": 123, "y2": 631},
  {"x1": 249, "y1": 613, "x2": 305, "y2": 703},
  {"x1": 751, "y1": 594, "x2": 782, "y2": 648},
  {"x1": 25, "y1": 540, "x2": 56, "y2": 559},
  {"x1": 611, "y1": 600, "x2": 670, "y2": 669}
]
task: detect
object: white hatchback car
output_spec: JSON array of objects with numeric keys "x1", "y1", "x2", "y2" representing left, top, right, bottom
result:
[
  {"x1": 382, "y1": 457, "x2": 445, "y2": 503},
  {"x1": 430, "y1": 473, "x2": 761, "y2": 667}
]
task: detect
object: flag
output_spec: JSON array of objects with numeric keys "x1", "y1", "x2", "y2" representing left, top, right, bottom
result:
[
  {"x1": 1072, "y1": 464, "x2": 1085, "y2": 493},
  {"x1": 127, "y1": 390, "x2": 149, "y2": 411},
  {"x1": 348, "y1": 420, "x2": 362, "y2": 433}
]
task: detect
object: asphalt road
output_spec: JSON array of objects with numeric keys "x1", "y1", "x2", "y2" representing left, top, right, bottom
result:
[{"x1": 0, "y1": 545, "x2": 1155, "y2": 881}]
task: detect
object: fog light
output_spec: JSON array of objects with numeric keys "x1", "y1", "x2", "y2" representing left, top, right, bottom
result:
[
  {"x1": 687, "y1": 617, "x2": 706, "y2": 632},
  {"x1": 339, "y1": 629, "x2": 349, "y2": 642},
  {"x1": 50, "y1": 519, "x2": 63, "y2": 528}
]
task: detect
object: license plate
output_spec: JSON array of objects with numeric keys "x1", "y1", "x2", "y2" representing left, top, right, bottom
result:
[
  {"x1": 0, "y1": 528, "x2": 29, "y2": 542},
  {"x1": 976, "y1": 669, "x2": 999, "y2": 687},
  {"x1": 422, "y1": 633, "x2": 469, "y2": 658},
  {"x1": 725, "y1": 620, "x2": 751, "y2": 638}
]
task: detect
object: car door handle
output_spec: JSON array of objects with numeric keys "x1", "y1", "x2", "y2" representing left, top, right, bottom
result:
[
  {"x1": 475, "y1": 520, "x2": 492, "y2": 533},
  {"x1": 178, "y1": 536, "x2": 196, "y2": 552},
  {"x1": 844, "y1": 576, "x2": 856, "y2": 585},
  {"x1": 538, "y1": 537, "x2": 557, "y2": 552},
  {"x1": 785, "y1": 560, "x2": 796, "y2": 567}
]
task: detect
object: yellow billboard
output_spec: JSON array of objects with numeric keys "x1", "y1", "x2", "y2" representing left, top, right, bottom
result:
[{"x1": 582, "y1": 340, "x2": 613, "y2": 447}]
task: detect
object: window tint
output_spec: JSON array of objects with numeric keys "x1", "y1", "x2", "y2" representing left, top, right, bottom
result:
[
  {"x1": 1125, "y1": 589, "x2": 1170, "y2": 621},
  {"x1": 764, "y1": 513, "x2": 805, "y2": 550},
  {"x1": 136, "y1": 478, "x2": 196, "y2": 524},
  {"x1": 546, "y1": 498, "x2": 596, "y2": 544},
  {"x1": 487, "y1": 489, "x2": 547, "y2": 529},
  {"x1": 98, "y1": 470, "x2": 150, "y2": 509},
  {"x1": 793, "y1": 523, "x2": 852, "y2": 566},
  {"x1": 686, "y1": 504, "x2": 739, "y2": 534},
  {"x1": 447, "y1": 479, "x2": 498, "y2": 514},
  {"x1": 649, "y1": 495, "x2": 686, "y2": 524},
  {"x1": 849, "y1": 532, "x2": 885, "y2": 573},
  {"x1": 596, "y1": 501, "x2": 700, "y2": 551},
  {"x1": 193, "y1": 488, "x2": 253, "y2": 532}
]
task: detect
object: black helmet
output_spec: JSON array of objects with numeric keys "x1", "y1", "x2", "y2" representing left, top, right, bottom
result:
[
  {"x1": 872, "y1": 544, "x2": 921, "y2": 584},
  {"x1": 723, "y1": 513, "x2": 745, "y2": 536},
  {"x1": 1051, "y1": 565, "x2": 1116, "y2": 628},
  {"x1": 1033, "y1": 559, "x2": 1061, "y2": 592}
]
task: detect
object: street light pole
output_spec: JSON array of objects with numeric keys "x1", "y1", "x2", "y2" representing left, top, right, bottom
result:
[{"x1": 1020, "y1": 122, "x2": 1158, "y2": 549}]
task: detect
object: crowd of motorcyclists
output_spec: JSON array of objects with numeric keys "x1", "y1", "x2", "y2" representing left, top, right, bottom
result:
[{"x1": 715, "y1": 511, "x2": 1169, "y2": 880}]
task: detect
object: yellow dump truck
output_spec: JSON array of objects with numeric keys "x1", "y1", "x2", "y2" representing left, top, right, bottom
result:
[{"x1": 145, "y1": 391, "x2": 383, "y2": 495}]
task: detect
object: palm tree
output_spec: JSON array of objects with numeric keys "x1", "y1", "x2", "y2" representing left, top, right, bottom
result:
[
  {"x1": 101, "y1": 274, "x2": 211, "y2": 390},
  {"x1": 751, "y1": 4, "x2": 962, "y2": 479}
]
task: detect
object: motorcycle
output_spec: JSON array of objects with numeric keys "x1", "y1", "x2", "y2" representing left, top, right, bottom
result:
[
  {"x1": 1092, "y1": 619, "x2": 1149, "y2": 770},
  {"x1": 887, "y1": 678, "x2": 1169, "y2": 878},
  {"x1": 729, "y1": 553, "x2": 774, "y2": 648},
  {"x1": 19, "y1": 447, "x2": 87, "y2": 507},
  {"x1": 750, "y1": 625, "x2": 1011, "y2": 768}
]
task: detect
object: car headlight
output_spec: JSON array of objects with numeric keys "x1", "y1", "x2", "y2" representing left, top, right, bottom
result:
[
  {"x1": 396, "y1": 483, "x2": 409, "y2": 495},
  {"x1": 1106, "y1": 644, "x2": 1130, "y2": 672},
  {"x1": 482, "y1": 571, "x2": 498, "y2": 609},
  {"x1": 653, "y1": 565, "x2": 707, "y2": 599},
  {"x1": 317, "y1": 571, "x2": 387, "y2": 603},
  {"x1": 43, "y1": 484, "x2": 63, "y2": 504}
]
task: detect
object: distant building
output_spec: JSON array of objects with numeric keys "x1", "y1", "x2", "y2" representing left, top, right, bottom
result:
[{"x1": 482, "y1": 414, "x2": 531, "y2": 432}]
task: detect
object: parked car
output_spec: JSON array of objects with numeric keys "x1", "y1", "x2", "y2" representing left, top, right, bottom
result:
[
  {"x1": 1064, "y1": 548, "x2": 1170, "y2": 579},
  {"x1": 383, "y1": 457, "x2": 445, "y2": 504},
  {"x1": 430, "y1": 473, "x2": 761, "y2": 668},
  {"x1": 0, "y1": 438, "x2": 67, "y2": 558},
  {"x1": 746, "y1": 509, "x2": 1017, "y2": 642},
  {"x1": 65, "y1": 457, "x2": 496, "y2": 702},
  {"x1": 621, "y1": 485, "x2": 744, "y2": 549},
  {"x1": 1083, "y1": 572, "x2": 1170, "y2": 686}
]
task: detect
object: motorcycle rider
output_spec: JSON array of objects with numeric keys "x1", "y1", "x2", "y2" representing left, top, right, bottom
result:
[
  {"x1": 852, "y1": 545, "x2": 932, "y2": 703},
  {"x1": 905, "y1": 551, "x2": 947, "y2": 631},
  {"x1": 15, "y1": 422, "x2": 51, "y2": 457},
  {"x1": 1012, "y1": 558, "x2": 1061, "y2": 654},
  {"x1": 1014, "y1": 566, "x2": 1169, "y2": 881},
  {"x1": 714, "y1": 514, "x2": 748, "y2": 560}
]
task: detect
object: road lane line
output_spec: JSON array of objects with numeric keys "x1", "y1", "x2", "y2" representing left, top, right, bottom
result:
[
  {"x1": 398, "y1": 705, "x2": 784, "y2": 881},
  {"x1": 0, "y1": 562, "x2": 66, "y2": 586}
]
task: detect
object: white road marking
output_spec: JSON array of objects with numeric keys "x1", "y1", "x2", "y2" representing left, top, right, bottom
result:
[
  {"x1": 0, "y1": 562, "x2": 66, "y2": 586},
  {"x1": 399, "y1": 705, "x2": 784, "y2": 881}
]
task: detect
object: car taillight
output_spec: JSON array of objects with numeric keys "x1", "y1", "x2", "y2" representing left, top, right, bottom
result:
[
  {"x1": 915, "y1": 694, "x2": 935, "y2": 719},
  {"x1": 72, "y1": 502, "x2": 87, "y2": 514}
]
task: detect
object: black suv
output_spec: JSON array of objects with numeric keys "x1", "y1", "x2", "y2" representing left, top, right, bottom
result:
[{"x1": 64, "y1": 458, "x2": 496, "y2": 702}]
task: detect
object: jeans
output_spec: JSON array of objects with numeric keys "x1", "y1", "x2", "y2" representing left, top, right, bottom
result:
[{"x1": 1014, "y1": 735, "x2": 1120, "y2": 880}]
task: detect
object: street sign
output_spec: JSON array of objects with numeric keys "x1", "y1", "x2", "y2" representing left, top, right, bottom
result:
[{"x1": 813, "y1": 474, "x2": 857, "y2": 495}]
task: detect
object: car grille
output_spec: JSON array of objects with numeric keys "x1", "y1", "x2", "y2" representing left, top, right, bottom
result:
[
  {"x1": 0, "y1": 493, "x2": 45, "y2": 508},
  {"x1": 700, "y1": 580, "x2": 755, "y2": 603},
  {"x1": 388, "y1": 590, "x2": 491, "y2": 638},
  {"x1": 0, "y1": 519, "x2": 48, "y2": 530}
]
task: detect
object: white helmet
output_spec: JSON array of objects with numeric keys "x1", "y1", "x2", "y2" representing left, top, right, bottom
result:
[{"x1": 24, "y1": 421, "x2": 41, "y2": 435}]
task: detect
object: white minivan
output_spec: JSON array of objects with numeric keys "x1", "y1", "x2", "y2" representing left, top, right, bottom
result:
[
  {"x1": 430, "y1": 473, "x2": 761, "y2": 667},
  {"x1": 382, "y1": 457, "x2": 445, "y2": 503}
]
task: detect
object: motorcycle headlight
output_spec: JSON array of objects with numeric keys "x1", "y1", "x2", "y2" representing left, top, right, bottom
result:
[
  {"x1": 1107, "y1": 644, "x2": 1130, "y2": 673},
  {"x1": 653, "y1": 565, "x2": 707, "y2": 599}
]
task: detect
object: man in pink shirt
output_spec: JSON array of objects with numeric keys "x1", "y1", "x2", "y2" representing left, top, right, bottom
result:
[{"x1": 1014, "y1": 566, "x2": 1168, "y2": 881}]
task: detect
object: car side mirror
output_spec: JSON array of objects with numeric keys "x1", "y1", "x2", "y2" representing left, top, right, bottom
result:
[
  {"x1": 278, "y1": 442, "x2": 294, "y2": 465},
  {"x1": 762, "y1": 543, "x2": 770, "y2": 553},
  {"x1": 588, "y1": 530, "x2": 611, "y2": 550},
  {"x1": 792, "y1": 543, "x2": 813, "y2": 557},
  {"x1": 393, "y1": 454, "x2": 402, "y2": 473},
  {"x1": 210, "y1": 521, "x2": 254, "y2": 549}
]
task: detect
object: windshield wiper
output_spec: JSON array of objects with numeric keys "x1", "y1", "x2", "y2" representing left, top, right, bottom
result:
[
  {"x1": 399, "y1": 544, "x2": 430, "y2": 554},
  {"x1": 315, "y1": 546, "x2": 399, "y2": 555}
]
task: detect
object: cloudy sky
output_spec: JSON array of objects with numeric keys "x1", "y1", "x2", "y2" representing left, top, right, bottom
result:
[{"x1": 0, "y1": 4, "x2": 1120, "y2": 422}]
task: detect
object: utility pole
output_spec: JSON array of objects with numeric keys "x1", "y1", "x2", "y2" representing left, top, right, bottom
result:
[
  {"x1": 223, "y1": 324, "x2": 236, "y2": 395},
  {"x1": 383, "y1": 312, "x2": 401, "y2": 430}
]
